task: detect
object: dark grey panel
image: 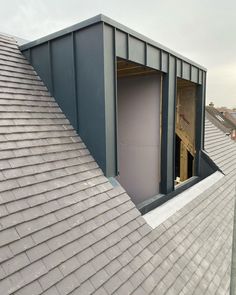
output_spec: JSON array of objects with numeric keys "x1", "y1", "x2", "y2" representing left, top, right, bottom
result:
[
  {"x1": 161, "y1": 55, "x2": 176, "y2": 194},
  {"x1": 195, "y1": 81, "x2": 205, "y2": 174},
  {"x1": 202, "y1": 71, "x2": 206, "y2": 148},
  {"x1": 191, "y1": 66, "x2": 198, "y2": 83},
  {"x1": 75, "y1": 24, "x2": 106, "y2": 173},
  {"x1": 115, "y1": 30, "x2": 127, "y2": 59},
  {"x1": 161, "y1": 51, "x2": 168, "y2": 73},
  {"x1": 51, "y1": 34, "x2": 77, "y2": 128},
  {"x1": 146, "y1": 45, "x2": 161, "y2": 70},
  {"x1": 182, "y1": 62, "x2": 191, "y2": 80},
  {"x1": 104, "y1": 25, "x2": 116, "y2": 176},
  {"x1": 30, "y1": 43, "x2": 52, "y2": 93},
  {"x1": 199, "y1": 150, "x2": 219, "y2": 178},
  {"x1": 129, "y1": 36, "x2": 145, "y2": 64},
  {"x1": 176, "y1": 59, "x2": 181, "y2": 77},
  {"x1": 198, "y1": 70, "x2": 203, "y2": 84},
  {"x1": 22, "y1": 49, "x2": 31, "y2": 62}
]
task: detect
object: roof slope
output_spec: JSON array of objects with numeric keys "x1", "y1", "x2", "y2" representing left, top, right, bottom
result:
[
  {"x1": 204, "y1": 118, "x2": 236, "y2": 174},
  {"x1": 0, "y1": 35, "x2": 235, "y2": 295},
  {"x1": 206, "y1": 106, "x2": 236, "y2": 134}
]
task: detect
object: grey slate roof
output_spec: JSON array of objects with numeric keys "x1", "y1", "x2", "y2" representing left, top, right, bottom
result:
[
  {"x1": 0, "y1": 32, "x2": 29, "y2": 46},
  {"x1": 206, "y1": 106, "x2": 236, "y2": 135},
  {"x1": 0, "y1": 34, "x2": 235, "y2": 295}
]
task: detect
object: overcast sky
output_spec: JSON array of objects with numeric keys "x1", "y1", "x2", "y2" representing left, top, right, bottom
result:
[{"x1": 1, "y1": 0, "x2": 235, "y2": 107}]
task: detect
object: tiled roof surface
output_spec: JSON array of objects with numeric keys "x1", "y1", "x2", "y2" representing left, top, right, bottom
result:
[
  {"x1": 204, "y1": 118, "x2": 236, "y2": 174},
  {"x1": 0, "y1": 35, "x2": 235, "y2": 294},
  {"x1": 206, "y1": 106, "x2": 236, "y2": 134}
]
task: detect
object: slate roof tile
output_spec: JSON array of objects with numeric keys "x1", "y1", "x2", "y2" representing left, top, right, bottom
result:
[
  {"x1": 14, "y1": 281, "x2": 43, "y2": 295},
  {"x1": 42, "y1": 286, "x2": 61, "y2": 295},
  {"x1": 0, "y1": 36, "x2": 235, "y2": 294},
  {"x1": 19, "y1": 260, "x2": 47, "y2": 285},
  {"x1": 71, "y1": 279, "x2": 95, "y2": 295},
  {"x1": 0, "y1": 277, "x2": 16, "y2": 294},
  {"x1": 26, "y1": 242, "x2": 51, "y2": 262},
  {"x1": 56, "y1": 272, "x2": 79, "y2": 295},
  {"x1": 39, "y1": 267, "x2": 64, "y2": 291},
  {"x1": 0, "y1": 245, "x2": 13, "y2": 263},
  {"x1": 59, "y1": 256, "x2": 80, "y2": 277}
]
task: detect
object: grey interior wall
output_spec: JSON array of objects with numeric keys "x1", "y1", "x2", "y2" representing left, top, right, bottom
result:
[{"x1": 116, "y1": 73, "x2": 161, "y2": 205}]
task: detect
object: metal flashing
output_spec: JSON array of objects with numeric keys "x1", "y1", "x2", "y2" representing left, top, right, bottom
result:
[
  {"x1": 143, "y1": 171, "x2": 224, "y2": 228},
  {"x1": 20, "y1": 14, "x2": 206, "y2": 71}
]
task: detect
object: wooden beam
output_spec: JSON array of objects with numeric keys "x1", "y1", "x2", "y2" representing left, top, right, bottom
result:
[
  {"x1": 180, "y1": 141, "x2": 188, "y2": 181},
  {"x1": 117, "y1": 69, "x2": 156, "y2": 78},
  {"x1": 117, "y1": 57, "x2": 157, "y2": 78},
  {"x1": 117, "y1": 65, "x2": 142, "y2": 72},
  {"x1": 176, "y1": 127, "x2": 195, "y2": 156}
]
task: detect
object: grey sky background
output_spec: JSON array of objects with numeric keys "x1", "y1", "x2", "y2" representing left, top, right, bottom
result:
[{"x1": 0, "y1": 0, "x2": 235, "y2": 107}]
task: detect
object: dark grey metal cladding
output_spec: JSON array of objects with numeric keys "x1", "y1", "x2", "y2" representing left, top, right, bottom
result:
[
  {"x1": 128, "y1": 36, "x2": 146, "y2": 64},
  {"x1": 50, "y1": 34, "x2": 77, "y2": 128},
  {"x1": 113, "y1": 29, "x2": 204, "y2": 81},
  {"x1": 199, "y1": 150, "x2": 220, "y2": 178},
  {"x1": 176, "y1": 59, "x2": 204, "y2": 84},
  {"x1": 195, "y1": 80, "x2": 206, "y2": 175},
  {"x1": 115, "y1": 30, "x2": 128, "y2": 59},
  {"x1": 22, "y1": 35, "x2": 77, "y2": 129},
  {"x1": 191, "y1": 66, "x2": 199, "y2": 83},
  {"x1": 74, "y1": 23, "x2": 107, "y2": 174},
  {"x1": 22, "y1": 23, "x2": 108, "y2": 174},
  {"x1": 103, "y1": 25, "x2": 117, "y2": 177},
  {"x1": 115, "y1": 29, "x2": 168, "y2": 73},
  {"x1": 182, "y1": 62, "x2": 191, "y2": 80},
  {"x1": 161, "y1": 56, "x2": 176, "y2": 194},
  {"x1": 146, "y1": 45, "x2": 161, "y2": 70},
  {"x1": 27, "y1": 43, "x2": 52, "y2": 94}
]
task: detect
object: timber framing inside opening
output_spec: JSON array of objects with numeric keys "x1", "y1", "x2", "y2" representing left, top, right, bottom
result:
[
  {"x1": 117, "y1": 58, "x2": 157, "y2": 78},
  {"x1": 175, "y1": 78, "x2": 197, "y2": 184}
]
